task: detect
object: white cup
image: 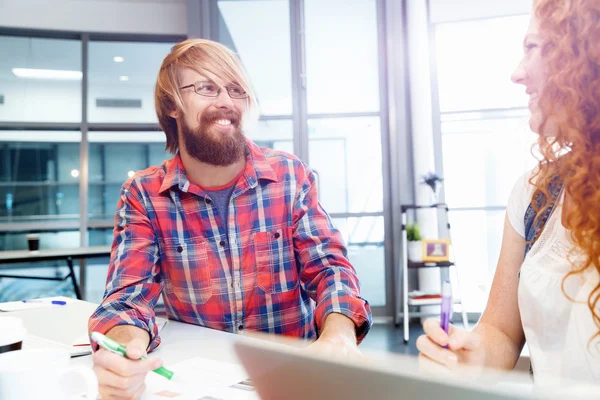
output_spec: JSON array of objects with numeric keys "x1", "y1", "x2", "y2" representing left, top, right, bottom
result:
[
  {"x1": 0, "y1": 316, "x2": 27, "y2": 354},
  {"x1": 0, "y1": 348, "x2": 98, "y2": 400}
]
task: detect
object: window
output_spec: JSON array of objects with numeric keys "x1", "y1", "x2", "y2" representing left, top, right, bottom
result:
[
  {"x1": 435, "y1": 16, "x2": 529, "y2": 112},
  {"x1": 0, "y1": 36, "x2": 82, "y2": 123},
  {"x1": 308, "y1": 117, "x2": 383, "y2": 214},
  {"x1": 333, "y1": 216, "x2": 385, "y2": 306},
  {"x1": 0, "y1": 131, "x2": 81, "y2": 222},
  {"x1": 0, "y1": 32, "x2": 184, "y2": 301},
  {"x1": 88, "y1": 131, "x2": 171, "y2": 220},
  {"x1": 245, "y1": 119, "x2": 293, "y2": 154},
  {"x1": 88, "y1": 41, "x2": 175, "y2": 123},
  {"x1": 433, "y1": 15, "x2": 535, "y2": 312},
  {"x1": 304, "y1": 1, "x2": 386, "y2": 307},
  {"x1": 217, "y1": 0, "x2": 293, "y2": 116},
  {"x1": 216, "y1": 0, "x2": 389, "y2": 309},
  {"x1": 305, "y1": 0, "x2": 380, "y2": 114}
]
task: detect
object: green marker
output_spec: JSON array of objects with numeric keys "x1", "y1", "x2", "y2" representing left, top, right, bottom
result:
[{"x1": 90, "y1": 331, "x2": 174, "y2": 380}]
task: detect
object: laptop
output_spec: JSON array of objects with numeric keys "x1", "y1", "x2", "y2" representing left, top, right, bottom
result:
[{"x1": 233, "y1": 335, "x2": 540, "y2": 400}]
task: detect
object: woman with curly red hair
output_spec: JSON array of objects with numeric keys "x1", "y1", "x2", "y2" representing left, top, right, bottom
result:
[{"x1": 417, "y1": 0, "x2": 600, "y2": 385}]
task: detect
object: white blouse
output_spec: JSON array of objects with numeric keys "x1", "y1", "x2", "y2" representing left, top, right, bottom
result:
[{"x1": 507, "y1": 172, "x2": 600, "y2": 386}]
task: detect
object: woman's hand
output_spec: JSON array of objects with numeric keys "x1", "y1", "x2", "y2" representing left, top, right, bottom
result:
[{"x1": 416, "y1": 319, "x2": 485, "y2": 369}]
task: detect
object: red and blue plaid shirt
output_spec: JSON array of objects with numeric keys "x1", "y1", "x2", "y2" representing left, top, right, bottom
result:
[{"x1": 88, "y1": 139, "x2": 372, "y2": 350}]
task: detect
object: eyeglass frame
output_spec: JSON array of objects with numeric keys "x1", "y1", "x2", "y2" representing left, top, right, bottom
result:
[{"x1": 179, "y1": 80, "x2": 249, "y2": 99}]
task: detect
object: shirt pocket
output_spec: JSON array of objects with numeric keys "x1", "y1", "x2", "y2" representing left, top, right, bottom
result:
[
  {"x1": 253, "y1": 227, "x2": 298, "y2": 294},
  {"x1": 159, "y1": 237, "x2": 212, "y2": 304}
]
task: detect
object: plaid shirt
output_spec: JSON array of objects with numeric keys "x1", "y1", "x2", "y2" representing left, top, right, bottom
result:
[{"x1": 89, "y1": 139, "x2": 372, "y2": 350}]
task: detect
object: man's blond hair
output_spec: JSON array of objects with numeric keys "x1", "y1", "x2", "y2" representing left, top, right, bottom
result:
[{"x1": 154, "y1": 38, "x2": 257, "y2": 154}]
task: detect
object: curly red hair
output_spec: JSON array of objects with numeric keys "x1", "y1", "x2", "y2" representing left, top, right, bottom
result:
[{"x1": 530, "y1": 0, "x2": 600, "y2": 342}]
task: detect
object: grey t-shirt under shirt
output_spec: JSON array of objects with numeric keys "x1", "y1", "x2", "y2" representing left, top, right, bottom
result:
[
  {"x1": 204, "y1": 183, "x2": 236, "y2": 225},
  {"x1": 202, "y1": 170, "x2": 244, "y2": 226}
]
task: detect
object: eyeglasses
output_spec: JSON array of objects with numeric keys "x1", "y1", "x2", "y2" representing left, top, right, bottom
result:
[{"x1": 179, "y1": 81, "x2": 249, "y2": 99}]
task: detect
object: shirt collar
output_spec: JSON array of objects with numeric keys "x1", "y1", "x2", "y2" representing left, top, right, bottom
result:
[{"x1": 158, "y1": 138, "x2": 278, "y2": 194}]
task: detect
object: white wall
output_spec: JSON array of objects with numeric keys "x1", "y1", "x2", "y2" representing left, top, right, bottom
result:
[{"x1": 0, "y1": 0, "x2": 187, "y2": 35}]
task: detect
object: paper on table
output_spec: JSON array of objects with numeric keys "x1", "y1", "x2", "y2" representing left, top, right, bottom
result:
[
  {"x1": 142, "y1": 357, "x2": 258, "y2": 400},
  {"x1": 23, "y1": 334, "x2": 92, "y2": 357},
  {"x1": 156, "y1": 316, "x2": 168, "y2": 333},
  {"x1": 0, "y1": 301, "x2": 49, "y2": 311}
]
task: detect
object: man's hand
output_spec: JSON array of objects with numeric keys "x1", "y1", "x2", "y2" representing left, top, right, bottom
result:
[
  {"x1": 307, "y1": 313, "x2": 361, "y2": 358},
  {"x1": 92, "y1": 325, "x2": 160, "y2": 400}
]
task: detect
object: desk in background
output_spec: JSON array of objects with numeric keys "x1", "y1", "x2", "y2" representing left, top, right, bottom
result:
[{"x1": 0, "y1": 246, "x2": 111, "y2": 299}]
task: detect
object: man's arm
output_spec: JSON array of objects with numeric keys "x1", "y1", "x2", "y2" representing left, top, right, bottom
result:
[
  {"x1": 292, "y1": 166, "x2": 372, "y2": 344},
  {"x1": 105, "y1": 325, "x2": 151, "y2": 349},
  {"x1": 318, "y1": 313, "x2": 357, "y2": 345},
  {"x1": 88, "y1": 183, "x2": 163, "y2": 351}
]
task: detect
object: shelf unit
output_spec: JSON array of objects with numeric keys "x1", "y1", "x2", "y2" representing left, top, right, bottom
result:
[{"x1": 396, "y1": 203, "x2": 469, "y2": 343}]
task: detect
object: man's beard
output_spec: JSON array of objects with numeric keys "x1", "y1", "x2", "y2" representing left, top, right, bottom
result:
[{"x1": 180, "y1": 109, "x2": 246, "y2": 166}]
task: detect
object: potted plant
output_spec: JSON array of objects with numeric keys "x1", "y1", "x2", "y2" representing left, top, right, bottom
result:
[{"x1": 406, "y1": 223, "x2": 423, "y2": 262}]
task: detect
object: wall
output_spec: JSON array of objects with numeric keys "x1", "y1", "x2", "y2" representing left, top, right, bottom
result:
[{"x1": 0, "y1": 0, "x2": 187, "y2": 35}]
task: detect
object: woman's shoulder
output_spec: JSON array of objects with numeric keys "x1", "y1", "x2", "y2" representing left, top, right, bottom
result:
[{"x1": 511, "y1": 168, "x2": 538, "y2": 202}]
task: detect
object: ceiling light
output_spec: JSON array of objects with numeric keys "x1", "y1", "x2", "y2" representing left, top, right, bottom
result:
[
  {"x1": 113, "y1": 56, "x2": 125, "y2": 63},
  {"x1": 119, "y1": 76, "x2": 129, "y2": 82},
  {"x1": 12, "y1": 68, "x2": 82, "y2": 80},
  {"x1": 70, "y1": 169, "x2": 80, "y2": 178},
  {"x1": 127, "y1": 170, "x2": 135, "y2": 178}
]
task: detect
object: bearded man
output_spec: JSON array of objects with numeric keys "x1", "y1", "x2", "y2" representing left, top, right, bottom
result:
[{"x1": 88, "y1": 39, "x2": 372, "y2": 399}]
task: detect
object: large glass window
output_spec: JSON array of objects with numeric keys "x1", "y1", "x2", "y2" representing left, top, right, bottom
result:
[
  {"x1": 217, "y1": 0, "x2": 293, "y2": 116},
  {"x1": 0, "y1": 32, "x2": 184, "y2": 302},
  {"x1": 245, "y1": 119, "x2": 293, "y2": 154},
  {"x1": 88, "y1": 41, "x2": 175, "y2": 123},
  {"x1": 308, "y1": 117, "x2": 383, "y2": 214},
  {"x1": 215, "y1": 0, "x2": 389, "y2": 311},
  {"x1": 88, "y1": 131, "x2": 171, "y2": 220},
  {"x1": 442, "y1": 113, "x2": 538, "y2": 209},
  {"x1": 305, "y1": 0, "x2": 380, "y2": 114},
  {"x1": 0, "y1": 131, "x2": 81, "y2": 222},
  {"x1": 1, "y1": 3, "x2": 392, "y2": 312},
  {"x1": 0, "y1": 36, "x2": 82, "y2": 123},
  {"x1": 433, "y1": 15, "x2": 534, "y2": 312},
  {"x1": 435, "y1": 15, "x2": 529, "y2": 112},
  {"x1": 333, "y1": 216, "x2": 385, "y2": 307},
  {"x1": 304, "y1": 0, "x2": 386, "y2": 309}
]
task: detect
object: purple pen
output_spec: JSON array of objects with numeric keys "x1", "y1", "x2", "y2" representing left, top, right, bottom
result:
[{"x1": 440, "y1": 280, "x2": 452, "y2": 348}]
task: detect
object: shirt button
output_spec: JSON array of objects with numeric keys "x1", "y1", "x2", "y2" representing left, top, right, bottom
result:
[
  {"x1": 176, "y1": 246, "x2": 183, "y2": 253},
  {"x1": 219, "y1": 240, "x2": 226, "y2": 247},
  {"x1": 273, "y1": 232, "x2": 280, "y2": 239},
  {"x1": 205, "y1": 198, "x2": 212, "y2": 204},
  {"x1": 238, "y1": 325, "x2": 243, "y2": 331}
]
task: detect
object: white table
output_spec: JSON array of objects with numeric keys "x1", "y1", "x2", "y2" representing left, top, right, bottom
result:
[
  {"x1": 5, "y1": 298, "x2": 545, "y2": 400},
  {"x1": 7, "y1": 298, "x2": 251, "y2": 398}
]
